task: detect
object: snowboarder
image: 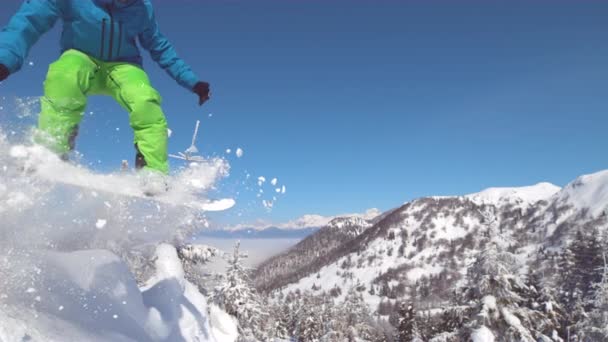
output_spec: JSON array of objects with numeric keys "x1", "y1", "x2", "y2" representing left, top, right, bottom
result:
[{"x1": 0, "y1": 0, "x2": 210, "y2": 179}]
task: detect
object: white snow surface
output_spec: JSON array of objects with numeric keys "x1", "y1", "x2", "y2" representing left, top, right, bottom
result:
[
  {"x1": 465, "y1": 182, "x2": 561, "y2": 205},
  {"x1": 0, "y1": 245, "x2": 237, "y2": 342},
  {"x1": 554, "y1": 169, "x2": 608, "y2": 218},
  {"x1": 0, "y1": 130, "x2": 237, "y2": 341},
  {"x1": 471, "y1": 326, "x2": 495, "y2": 342}
]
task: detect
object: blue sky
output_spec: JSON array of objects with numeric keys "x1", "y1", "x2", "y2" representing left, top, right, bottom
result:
[{"x1": 1, "y1": 0, "x2": 607, "y2": 225}]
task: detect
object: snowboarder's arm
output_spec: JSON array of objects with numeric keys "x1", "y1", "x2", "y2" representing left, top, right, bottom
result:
[
  {"x1": 0, "y1": 0, "x2": 62, "y2": 75},
  {"x1": 139, "y1": 2, "x2": 200, "y2": 91}
]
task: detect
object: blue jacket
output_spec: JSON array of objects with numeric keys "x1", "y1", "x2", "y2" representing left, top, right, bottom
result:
[{"x1": 0, "y1": 0, "x2": 199, "y2": 90}]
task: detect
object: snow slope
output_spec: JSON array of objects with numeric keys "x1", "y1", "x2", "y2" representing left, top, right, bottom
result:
[
  {"x1": 0, "y1": 245, "x2": 238, "y2": 342},
  {"x1": 0, "y1": 129, "x2": 238, "y2": 341},
  {"x1": 553, "y1": 169, "x2": 608, "y2": 218},
  {"x1": 465, "y1": 182, "x2": 561, "y2": 205}
]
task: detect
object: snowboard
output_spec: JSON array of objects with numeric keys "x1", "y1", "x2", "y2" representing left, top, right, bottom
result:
[{"x1": 9, "y1": 145, "x2": 235, "y2": 212}]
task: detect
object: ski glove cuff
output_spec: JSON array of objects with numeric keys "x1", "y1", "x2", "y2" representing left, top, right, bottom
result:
[
  {"x1": 193, "y1": 82, "x2": 210, "y2": 106},
  {"x1": 0, "y1": 64, "x2": 9, "y2": 82}
]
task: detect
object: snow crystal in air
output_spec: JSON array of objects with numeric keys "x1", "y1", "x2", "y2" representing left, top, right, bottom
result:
[
  {"x1": 96, "y1": 219, "x2": 107, "y2": 229},
  {"x1": 262, "y1": 200, "x2": 274, "y2": 209}
]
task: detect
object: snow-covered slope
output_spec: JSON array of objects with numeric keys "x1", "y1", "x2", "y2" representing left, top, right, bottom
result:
[
  {"x1": 465, "y1": 182, "x2": 561, "y2": 205},
  {"x1": 0, "y1": 130, "x2": 238, "y2": 341},
  {"x1": 1, "y1": 245, "x2": 238, "y2": 342},
  {"x1": 254, "y1": 214, "x2": 378, "y2": 292},
  {"x1": 553, "y1": 170, "x2": 608, "y2": 218}
]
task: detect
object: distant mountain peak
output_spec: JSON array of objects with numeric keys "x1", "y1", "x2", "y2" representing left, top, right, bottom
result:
[
  {"x1": 556, "y1": 169, "x2": 608, "y2": 217},
  {"x1": 464, "y1": 182, "x2": 561, "y2": 205},
  {"x1": 224, "y1": 208, "x2": 382, "y2": 232}
]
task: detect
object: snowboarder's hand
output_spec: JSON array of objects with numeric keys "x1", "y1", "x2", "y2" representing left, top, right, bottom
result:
[
  {"x1": 193, "y1": 82, "x2": 210, "y2": 106},
  {"x1": 0, "y1": 64, "x2": 9, "y2": 82}
]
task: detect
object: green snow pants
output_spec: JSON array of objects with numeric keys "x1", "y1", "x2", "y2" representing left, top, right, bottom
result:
[{"x1": 36, "y1": 49, "x2": 169, "y2": 174}]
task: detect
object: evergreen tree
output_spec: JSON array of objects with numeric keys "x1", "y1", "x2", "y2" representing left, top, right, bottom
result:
[
  {"x1": 578, "y1": 253, "x2": 608, "y2": 341},
  {"x1": 557, "y1": 230, "x2": 604, "y2": 338},
  {"x1": 295, "y1": 294, "x2": 323, "y2": 341},
  {"x1": 342, "y1": 287, "x2": 376, "y2": 341},
  {"x1": 210, "y1": 242, "x2": 269, "y2": 341},
  {"x1": 573, "y1": 230, "x2": 603, "y2": 304},
  {"x1": 397, "y1": 301, "x2": 423, "y2": 342},
  {"x1": 460, "y1": 243, "x2": 556, "y2": 341}
]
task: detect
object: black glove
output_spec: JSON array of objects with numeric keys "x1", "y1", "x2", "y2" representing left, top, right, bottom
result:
[
  {"x1": 0, "y1": 64, "x2": 9, "y2": 82},
  {"x1": 193, "y1": 81, "x2": 210, "y2": 106}
]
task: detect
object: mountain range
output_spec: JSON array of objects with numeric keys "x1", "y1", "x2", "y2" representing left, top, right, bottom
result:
[{"x1": 254, "y1": 170, "x2": 608, "y2": 313}]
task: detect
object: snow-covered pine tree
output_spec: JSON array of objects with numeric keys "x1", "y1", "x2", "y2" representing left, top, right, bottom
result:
[
  {"x1": 342, "y1": 287, "x2": 376, "y2": 341},
  {"x1": 294, "y1": 293, "x2": 324, "y2": 342},
  {"x1": 210, "y1": 241, "x2": 270, "y2": 341},
  {"x1": 573, "y1": 229, "x2": 604, "y2": 305},
  {"x1": 461, "y1": 242, "x2": 555, "y2": 341},
  {"x1": 397, "y1": 301, "x2": 423, "y2": 342},
  {"x1": 557, "y1": 229, "x2": 604, "y2": 338},
  {"x1": 577, "y1": 253, "x2": 608, "y2": 341},
  {"x1": 268, "y1": 298, "x2": 290, "y2": 340},
  {"x1": 525, "y1": 261, "x2": 564, "y2": 340},
  {"x1": 177, "y1": 243, "x2": 219, "y2": 293}
]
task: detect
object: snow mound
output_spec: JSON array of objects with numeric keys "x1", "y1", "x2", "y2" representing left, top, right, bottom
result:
[
  {"x1": 471, "y1": 326, "x2": 495, "y2": 342},
  {"x1": 554, "y1": 169, "x2": 608, "y2": 218},
  {"x1": 465, "y1": 182, "x2": 561, "y2": 205},
  {"x1": 0, "y1": 245, "x2": 237, "y2": 341}
]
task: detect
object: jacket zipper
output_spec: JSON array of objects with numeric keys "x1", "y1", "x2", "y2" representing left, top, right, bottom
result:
[
  {"x1": 116, "y1": 22, "x2": 123, "y2": 58},
  {"x1": 108, "y1": 8, "x2": 115, "y2": 60},
  {"x1": 100, "y1": 19, "x2": 107, "y2": 59}
]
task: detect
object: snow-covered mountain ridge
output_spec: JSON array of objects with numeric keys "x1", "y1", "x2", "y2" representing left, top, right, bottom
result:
[
  {"x1": 255, "y1": 169, "x2": 608, "y2": 319},
  {"x1": 224, "y1": 208, "x2": 382, "y2": 232},
  {"x1": 464, "y1": 182, "x2": 561, "y2": 205}
]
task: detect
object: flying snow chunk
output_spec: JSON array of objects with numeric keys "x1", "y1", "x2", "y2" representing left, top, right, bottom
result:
[
  {"x1": 167, "y1": 128, "x2": 173, "y2": 138},
  {"x1": 281, "y1": 185, "x2": 286, "y2": 194},
  {"x1": 262, "y1": 200, "x2": 274, "y2": 209},
  {"x1": 226, "y1": 149, "x2": 232, "y2": 154},
  {"x1": 28, "y1": 61, "x2": 34, "y2": 66},
  {"x1": 271, "y1": 178, "x2": 278, "y2": 186},
  {"x1": 236, "y1": 148, "x2": 244, "y2": 158},
  {"x1": 9, "y1": 145, "x2": 29, "y2": 158},
  {"x1": 96, "y1": 219, "x2": 107, "y2": 229},
  {"x1": 257, "y1": 176, "x2": 266, "y2": 187}
]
